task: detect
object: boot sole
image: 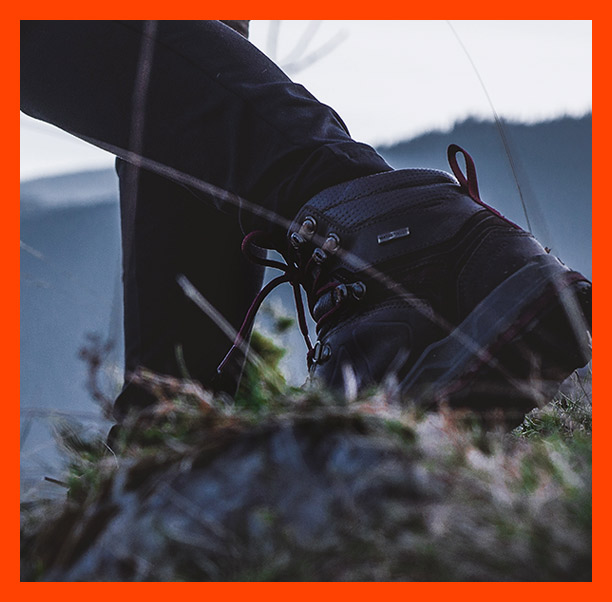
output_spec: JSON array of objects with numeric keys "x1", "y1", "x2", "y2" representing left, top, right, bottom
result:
[{"x1": 401, "y1": 254, "x2": 592, "y2": 414}]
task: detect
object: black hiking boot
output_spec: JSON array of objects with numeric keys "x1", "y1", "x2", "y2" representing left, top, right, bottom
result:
[
  {"x1": 222, "y1": 145, "x2": 591, "y2": 415},
  {"x1": 285, "y1": 145, "x2": 591, "y2": 412}
]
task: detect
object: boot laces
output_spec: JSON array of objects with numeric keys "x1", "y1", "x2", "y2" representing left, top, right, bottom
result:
[{"x1": 216, "y1": 230, "x2": 348, "y2": 375}]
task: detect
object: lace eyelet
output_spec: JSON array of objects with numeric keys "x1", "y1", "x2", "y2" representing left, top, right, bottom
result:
[
  {"x1": 333, "y1": 284, "x2": 348, "y2": 304},
  {"x1": 350, "y1": 281, "x2": 366, "y2": 300},
  {"x1": 290, "y1": 232, "x2": 305, "y2": 249},
  {"x1": 299, "y1": 216, "x2": 317, "y2": 240},
  {"x1": 312, "y1": 340, "x2": 331, "y2": 364},
  {"x1": 313, "y1": 248, "x2": 327, "y2": 264},
  {"x1": 322, "y1": 233, "x2": 340, "y2": 254}
]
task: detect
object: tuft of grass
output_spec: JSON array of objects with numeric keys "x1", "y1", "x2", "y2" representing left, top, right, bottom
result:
[
  {"x1": 235, "y1": 330, "x2": 289, "y2": 411},
  {"x1": 515, "y1": 389, "x2": 592, "y2": 440}
]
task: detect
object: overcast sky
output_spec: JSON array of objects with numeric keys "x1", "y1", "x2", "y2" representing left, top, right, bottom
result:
[{"x1": 20, "y1": 20, "x2": 592, "y2": 180}]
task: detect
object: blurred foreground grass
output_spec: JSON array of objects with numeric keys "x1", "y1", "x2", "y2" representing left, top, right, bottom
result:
[{"x1": 21, "y1": 332, "x2": 591, "y2": 581}]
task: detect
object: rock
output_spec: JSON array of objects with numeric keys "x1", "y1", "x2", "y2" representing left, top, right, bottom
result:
[{"x1": 33, "y1": 414, "x2": 440, "y2": 581}]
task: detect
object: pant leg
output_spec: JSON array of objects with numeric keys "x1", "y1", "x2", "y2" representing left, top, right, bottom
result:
[
  {"x1": 20, "y1": 20, "x2": 391, "y2": 236},
  {"x1": 115, "y1": 21, "x2": 261, "y2": 418},
  {"x1": 114, "y1": 160, "x2": 264, "y2": 419}
]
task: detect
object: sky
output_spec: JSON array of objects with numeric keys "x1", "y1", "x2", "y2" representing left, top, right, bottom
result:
[{"x1": 19, "y1": 20, "x2": 592, "y2": 181}]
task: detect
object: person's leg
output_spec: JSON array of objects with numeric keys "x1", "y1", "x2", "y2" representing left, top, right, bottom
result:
[
  {"x1": 114, "y1": 21, "x2": 261, "y2": 419},
  {"x1": 114, "y1": 160, "x2": 264, "y2": 419}
]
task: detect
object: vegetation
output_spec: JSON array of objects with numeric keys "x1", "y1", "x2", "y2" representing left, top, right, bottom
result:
[{"x1": 20, "y1": 331, "x2": 591, "y2": 582}]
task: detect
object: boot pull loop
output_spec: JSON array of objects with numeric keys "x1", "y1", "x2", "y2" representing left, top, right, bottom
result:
[
  {"x1": 447, "y1": 144, "x2": 481, "y2": 202},
  {"x1": 447, "y1": 144, "x2": 521, "y2": 229}
]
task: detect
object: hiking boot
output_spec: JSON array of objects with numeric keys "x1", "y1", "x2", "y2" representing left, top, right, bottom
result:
[
  {"x1": 283, "y1": 145, "x2": 591, "y2": 411},
  {"x1": 221, "y1": 145, "x2": 591, "y2": 414}
]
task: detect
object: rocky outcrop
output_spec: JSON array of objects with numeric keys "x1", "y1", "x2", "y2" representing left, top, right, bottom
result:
[
  {"x1": 22, "y1": 403, "x2": 591, "y2": 582},
  {"x1": 31, "y1": 415, "x2": 437, "y2": 581}
]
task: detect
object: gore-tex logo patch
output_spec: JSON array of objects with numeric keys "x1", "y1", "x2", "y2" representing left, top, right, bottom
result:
[{"x1": 377, "y1": 227, "x2": 410, "y2": 245}]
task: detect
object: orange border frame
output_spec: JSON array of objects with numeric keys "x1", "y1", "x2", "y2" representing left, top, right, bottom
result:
[{"x1": 12, "y1": 9, "x2": 601, "y2": 593}]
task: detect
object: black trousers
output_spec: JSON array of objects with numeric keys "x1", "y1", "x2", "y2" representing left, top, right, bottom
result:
[{"x1": 20, "y1": 20, "x2": 391, "y2": 417}]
